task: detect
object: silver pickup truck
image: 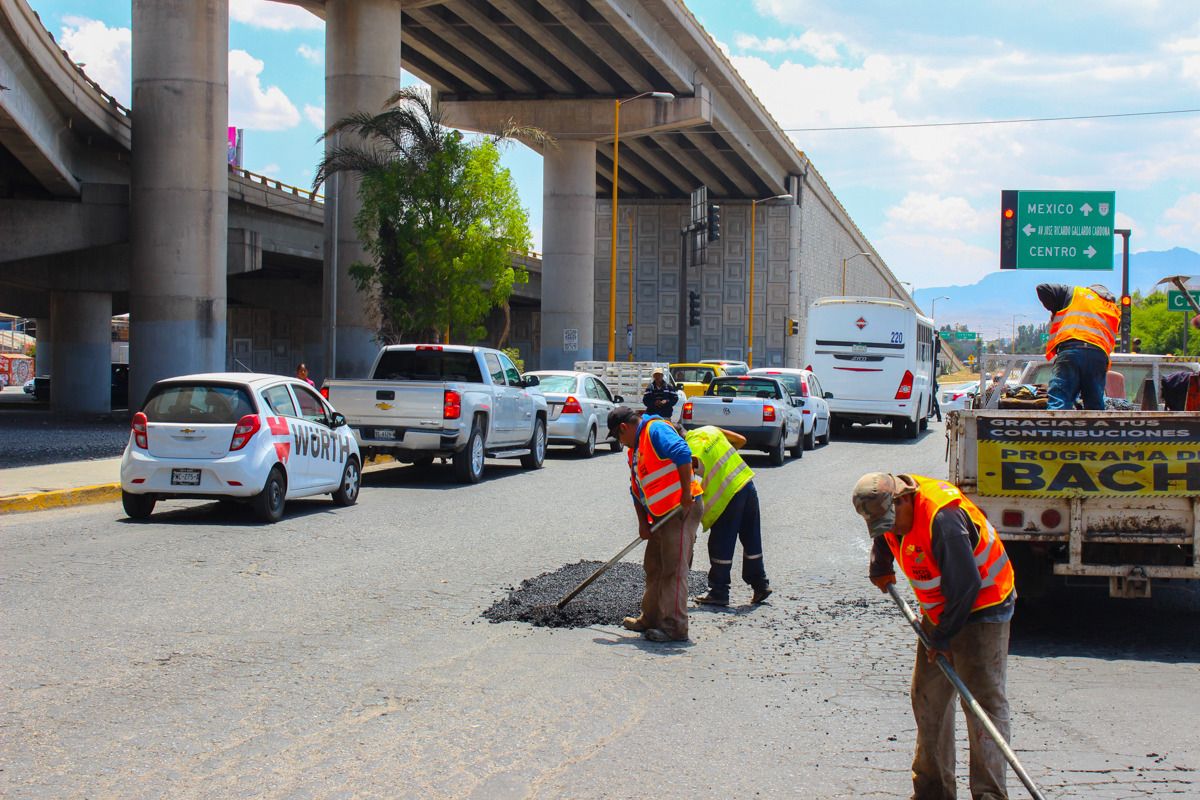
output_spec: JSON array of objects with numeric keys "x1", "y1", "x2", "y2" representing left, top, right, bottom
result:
[
  {"x1": 681, "y1": 375, "x2": 805, "y2": 465},
  {"x1": 322, "y1": 344, "x2": 548, "y2": 484}
]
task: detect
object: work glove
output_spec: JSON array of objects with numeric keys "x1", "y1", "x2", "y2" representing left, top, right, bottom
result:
[{"x1": 870, "y1": 573, "x2": 896, "y2": 593}]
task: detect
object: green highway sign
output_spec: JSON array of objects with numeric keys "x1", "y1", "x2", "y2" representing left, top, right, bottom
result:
[
  {"x1": 1000, "y1": 190, "x2": 1115, "y2": 270},
  {"x1": 1040, "y1": 332, "x2": 1050, "y2": 343},
  {"x1": 939, "y1": 330, "x2": 951, "y2": 340},
  {"x1": 1167, "y1": 290, "x2": 1200, "y2": 311},
  {"x1": 955, "y1": 331, "x2": 978, "y2": 340}
]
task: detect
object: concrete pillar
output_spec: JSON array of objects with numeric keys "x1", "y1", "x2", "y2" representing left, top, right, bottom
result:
[
  {"x1": 129, "y1": 0, "x2": 229, "y2": 406},
  {"x1": 541, "y1": 140, "x2": 597, "y2": 370},
  {"x1": 50, "y1": 291, "x2": 112, "y2": 415},
  {"x1": 324, "y1": 0, "x2": 404, "y2": 379},
  {"x1": 787, "y1": 174, "x2": 803, "y2": 368},
  {"x1": 34, "y1": 317, "x2": 51, "y2": 376}
]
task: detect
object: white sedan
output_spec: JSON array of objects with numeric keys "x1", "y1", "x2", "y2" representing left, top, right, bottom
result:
[
  {"x1": 939, "y1": 381, "x2": 979, "y2": 413},
  {"x1": 524, "y1": 370, "x2": 624, "y2": 456},
  {"x1": 120, "y1": 373, "x2": 362, "y2": 522},
  {"x1": 748, "y1": 367, "x2": 832, "y2": 449}
]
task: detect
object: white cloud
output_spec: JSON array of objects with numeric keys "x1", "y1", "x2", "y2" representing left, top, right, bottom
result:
[
  {"x1": 734, "y1": 31, "x2": 850, "y2": 62},
  {"x1": 230, "y1": 0, "x2": 322, "y2": 31},
  {"x1": 228, "y1": 50, "x2": 300, "y2": 131},
  {"x1": 1154, "y1": 193, "x2": 1200, "y2": 246},
  {"x1": 297, "y1": 44, "x2": 324, "y2": 66},
  {"x1": 59, "y1": 16, "x2": 132, "y2": 106},
  {"x1": 257, "y1": 163, "x2": 281, "y2": 176},
  {"x1": 875, "y1": 232, "x2": 996, "y2": 287},
  {"x1": 884, "y1": 193, "x2": 989, "y2": 235},
  {"x1": 303, "y1": 103, "x2": 325, "y2": 129}
]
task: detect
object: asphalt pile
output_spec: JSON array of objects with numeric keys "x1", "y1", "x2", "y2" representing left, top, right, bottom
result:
[{"x1": 483, "y1": 560, "x2": 707, "y2": 629}]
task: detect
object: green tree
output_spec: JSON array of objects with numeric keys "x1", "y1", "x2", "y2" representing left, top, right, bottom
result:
[
  {"x1": 314, "y1": 88, "x2": 540, "y2": 344},
  {"x1": 1131, "y1": 291, "x2": 1200, "y2": 356}
]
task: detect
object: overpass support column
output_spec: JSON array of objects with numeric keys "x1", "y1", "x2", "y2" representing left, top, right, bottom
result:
[
  {"x1": 324, "y1": 0, "x2": 404, "y2": 379},
  {"x1": 34, "y1": 317, "x2": 52, "y2": 377},
  {"x1": 130, "y1": 0, "x2": 229, "y2": 405},
  {"x1": 50, "y1": 291, "x2": 111, "y2": 415},
  {"x1": 541, "y1": 140, "x2": 597, "y2": 370}
]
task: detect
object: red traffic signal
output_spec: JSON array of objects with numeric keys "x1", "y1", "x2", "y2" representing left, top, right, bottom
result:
[
  {"x1": 1003, "y1": 208, "x2": 1014, "y2": 219},
  {"x1": 1121, "y1": 295, "x2": 1131, "y2": 307}
]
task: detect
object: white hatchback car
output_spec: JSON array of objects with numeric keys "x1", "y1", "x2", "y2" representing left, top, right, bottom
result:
[
  {"x1": 120, "y1": 373, "x2": 362, "y2": 522},
  {"x1": 524, "y1": 370, "x2": 624, "y2": 456},
  {"x1": 748, "y1": 367, "x2": 832, "y2": 450}
]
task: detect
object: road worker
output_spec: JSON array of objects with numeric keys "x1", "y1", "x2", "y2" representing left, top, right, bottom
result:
[
  {"x1": 642, "y1": 369, "x2": 678, "y2": 419},
  {"x1": 607, "y1": 406, "x2": 703, "y2": 642},
  {"x1": 684, "y1": 425, "x2": 772, "y2": 606},
  {"x1": 852, "y1": 472, "x2": 1016, "y2": 800},
  {"x1": 1037, "y1": 283, "x2": 1119, "y2": 410}
]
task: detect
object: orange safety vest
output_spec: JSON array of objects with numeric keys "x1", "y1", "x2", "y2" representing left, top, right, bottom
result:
[
  {"x1": 628, "y1": 417, "x2": 701, "y2": 520},
  {"x1": 1045, "y1": 286, "x2": 1119, "y2": 360},
  {"x1": 883, "y1": 475, "x2": 1014, "y2": 625}
]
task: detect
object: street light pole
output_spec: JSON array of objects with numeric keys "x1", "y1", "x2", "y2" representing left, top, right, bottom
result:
[
  {"x1": 931, "y1": 295, "x2": 950, "y2": 320},
  {"x1": 608, "y1": 91, "x2": 674, "y2": 361},
  {"x1": 1114, "y1": 227, "x2": 1131, "y2": 352},
  {"x1": 841, "y1": 251, "x2": 871, "y2": 295},
  {"x1": 748, "y1": 193, "x2": 793, "y2": 368}
]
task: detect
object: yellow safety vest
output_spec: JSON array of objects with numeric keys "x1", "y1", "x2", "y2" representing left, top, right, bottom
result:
[{"x1": 685, "y1": 426, "x2": 754, "y2": 530}]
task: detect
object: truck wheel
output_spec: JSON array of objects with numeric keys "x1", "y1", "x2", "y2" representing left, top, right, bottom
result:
[
  {"x1": 576, "y1": 425, "x2": 597, "y2": 458},
  {"x1": 122, "y1": 491, "x2": 156, "y2": 520},
  {"x1": 768, "y1": 432, "x2": 786, "y2": 466},
  {"x1": 332, "y1": 457, "x2": 360, "y2": 506},
  {"x1": 252, "y1": 467, "x2": 287, "y2": 523},
  {"x1": 918, "y1": 401, "x2": 929, "y2": 431},
  {"x1": 905, "y1": 416, "x2": 919, "y2": 439},
  {"x1": 453, "y1": 422, "x2": 486, "y2": 484},
  {"x1": 521, "y1": 419, "x2": 547, "y2": 469}
]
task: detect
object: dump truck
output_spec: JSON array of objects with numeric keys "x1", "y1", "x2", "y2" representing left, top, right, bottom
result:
[{"x1": 947, "y1": 353, "x2": 1200, "y2": 599}]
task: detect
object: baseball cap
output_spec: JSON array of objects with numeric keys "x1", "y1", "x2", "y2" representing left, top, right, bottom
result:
[
  {"x1": 607, "y1": 406, "x2": 640, "y2": 439},
  {"x1": 851, "y1": 473, "x2": 915, "y2": 538},
  {"x1": 652, "y1": 368, "x2": 664, "y2": 376}
]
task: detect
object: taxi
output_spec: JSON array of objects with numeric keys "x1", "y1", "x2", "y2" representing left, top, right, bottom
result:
[
  {"x1": 670, "y1": 362, "x2": 734, "y2": 398},
  {"x1": 119, "y1": 373, "x2": 362, "y2": 523}
]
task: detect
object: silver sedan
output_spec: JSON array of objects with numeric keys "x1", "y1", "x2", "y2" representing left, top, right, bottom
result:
[{"x1": 524, "y1": 371, "x2": 624, "y2": 457}]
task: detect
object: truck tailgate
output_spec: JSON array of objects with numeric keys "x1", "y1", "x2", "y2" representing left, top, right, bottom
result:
[
  {"x1": 324, "y1": 381, "x2": 449, "y2": 436},
  {"x1": 688, "y1": 396, "x2": 770, "y2": 427}
]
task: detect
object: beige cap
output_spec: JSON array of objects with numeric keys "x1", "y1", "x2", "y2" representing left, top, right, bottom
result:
[{"x1": 851, "y1": 473, "x2": 916, "y2": 537}]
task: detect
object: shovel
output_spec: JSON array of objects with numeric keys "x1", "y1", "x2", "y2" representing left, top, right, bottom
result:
[
  {"x1": 887, "y1": 584, "x2": 1049, "y2": 800},
  {"x1": 556, "y1": 507, "x2": 680, "y2": 609}
]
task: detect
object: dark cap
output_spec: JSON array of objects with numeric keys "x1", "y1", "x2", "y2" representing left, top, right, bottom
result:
[
  {"x1": 1088, "y1": 284, "x2": 1115, "y2": 302},
  {"x1": 607, "y1": 406, "x2": 640, "y2": 439},
  {"x1": 852, "y1": 473, "x2": 917, "y2": 538}
]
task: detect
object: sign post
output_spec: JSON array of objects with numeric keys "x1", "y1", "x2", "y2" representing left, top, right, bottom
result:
[{"x1": 1000, "y1": 190, "x2": 1116, "y2": 270}]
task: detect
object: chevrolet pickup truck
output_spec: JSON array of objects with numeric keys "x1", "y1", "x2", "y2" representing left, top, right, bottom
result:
[
  {"x1": 322, "y1": 344, "x2": 548, "y2": 484},
  {"x1": 681, "y1": 375, "x2": 804, "y2": 465}
]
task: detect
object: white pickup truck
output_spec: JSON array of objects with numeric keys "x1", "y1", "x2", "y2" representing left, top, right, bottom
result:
[
  {"x1": 322, "y1": 344, "x2": 548, "y2": 484},
  {"x1": 681, "y1": 375, "x2": 804, "y2": 465}
]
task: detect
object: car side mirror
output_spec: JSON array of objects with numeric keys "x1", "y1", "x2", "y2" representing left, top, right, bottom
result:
[
  {"x1": 614, "y1": 395, "x2": 625, "y2": 403},
  {"x1": 792, "y1": 397, "x2": 803, "y2": 407},
  {"x1": 824, "y1": 391, "x2": 834, "y2": 399},
  {"x1": 330, "y1": 412, "x2": 348, "y2": 428},
  {"x1": 521, "y1": 375, "x2": 540, "y2": 388}
]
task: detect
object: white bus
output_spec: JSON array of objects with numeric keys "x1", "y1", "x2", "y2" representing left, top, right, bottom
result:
[{"x1": 802, "y1": 296, "x2": 935, "y2": 438}]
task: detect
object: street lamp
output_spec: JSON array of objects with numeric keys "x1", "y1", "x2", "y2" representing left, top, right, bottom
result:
[
  {"x1": 930, "y1": 295, "x2": 950, "y2": 319},
  {"x1": 900, "y1": 281, "x2": 914, "y2": 295},
  {"x1": 841, "y1": 251, "x2": 871, "y2": 295},
  {"x1": 748, "y1": 193, "x2": 794, "y2": 367},
  {"x1": 608, "y1": 90, "x2": 675, "y2": 361}
]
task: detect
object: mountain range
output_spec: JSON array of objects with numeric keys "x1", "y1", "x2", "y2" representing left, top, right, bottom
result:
[{"x1": 912, "y1": 247, "x2": 1200, "y2": 335}]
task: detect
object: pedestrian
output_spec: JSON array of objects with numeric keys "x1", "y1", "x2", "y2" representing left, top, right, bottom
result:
[
  {"x1": 932, "y1": 336, "x2": 943, "y2": 422},
  {"x1": 642, "y1": 368, "x2": 678, "y2": 419},
  {"x1": 608, "y1": 406, "x2": 704, "y2": 642},
  {"x1": 1036, "y1": 283, "x2": 1119, "y2": 410},
  {"x1": 295, "y1": 362, "x2": 315, "y2": 387},
  {"x1": 684, "y1": 425, "x2": 772, "y2": 606},
  {"x1": 852, "y1": 472, "x2": 1016, "y2": 800}
]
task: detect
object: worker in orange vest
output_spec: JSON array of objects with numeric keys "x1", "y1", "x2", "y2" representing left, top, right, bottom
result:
[
  {"x1": 853, "y1": 472, "x2": 1016, "y2": 800},
  {"x1": 1038, "y1": 283, "x2": 1119, "y2": 410},
  {"x1": 608, "y1": 406, "x2": 704, "y2": 642}
]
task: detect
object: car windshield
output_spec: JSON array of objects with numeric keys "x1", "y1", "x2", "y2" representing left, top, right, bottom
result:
[
  {"x1": 531, "y1": 375, "x2": 577, "y2": 393},
  {"x1": 373, "y1": 349, "x2": 484, "y2": 383},
  {"x1": 673, "y1": 367, "x2": 716, "y2": 384},
  {"x1": 707, "y1": 378, "x2": 783, "y2": 399},
  {"x1": 143, "y1": 384, "x2": 255, "y2": 423}
]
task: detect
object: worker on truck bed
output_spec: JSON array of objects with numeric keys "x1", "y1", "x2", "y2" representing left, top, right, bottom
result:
[
  {"x1": 684, "y1": 425, "x2": 772, "y2": 607},
  {"x1": 642, "y1": 369, "x2": 678, "y2": 418},
  {"x1": 853, "y1": 472, "x2": 1016, "y2": 800},
  {"x1": 1037, "y1": 283, "x2": 1119, "y2": 410},
  {"x1": 608, "y1": 406, "x2": 704, "y2": 642}
]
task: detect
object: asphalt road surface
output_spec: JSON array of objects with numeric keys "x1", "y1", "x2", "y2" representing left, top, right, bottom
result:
[{"x1": 3, "y1": 421, "x2": 1198, "y2": 798}]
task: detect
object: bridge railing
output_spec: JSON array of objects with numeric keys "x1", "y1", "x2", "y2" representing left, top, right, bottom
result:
[{"x1": 229, "y1": 166, "x2": 325, "y2": 204}]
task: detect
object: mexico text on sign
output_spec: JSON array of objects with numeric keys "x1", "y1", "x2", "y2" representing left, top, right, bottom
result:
[{"x1": 1000, "y1": 190, "x2": 1116, "y2": 270}]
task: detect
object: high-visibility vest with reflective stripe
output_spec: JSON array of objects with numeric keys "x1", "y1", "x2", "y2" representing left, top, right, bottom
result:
[
  {"x1": 882, "y1": 475, "x2": 1015, "y2": 625},
  {"x1": 1045, "y1": 286, "x2": 1119, "y2": 360},
  {"x1": 685, "y1": 426, "x2": 754, "y2": 530},
  {"x1": 628, "y1": 417, "x2": 701, "y2": 520}
]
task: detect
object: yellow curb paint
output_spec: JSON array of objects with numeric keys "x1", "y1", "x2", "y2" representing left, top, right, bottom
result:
[{"x1": 0, "y1": 483, "x2": 122, "y2": 515}]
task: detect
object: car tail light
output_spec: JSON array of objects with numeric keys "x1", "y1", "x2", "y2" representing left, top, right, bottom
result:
[
  {"x1": 230, "y1": 414, "x2": 261, "y2": 451},
  {"x1": 682, "y1": 402, "x2": 693, "y2": 421},
  {"x1": 1001, "y1": 510, "x2": 1023, "y2": 528},
  {"x1": 562, "y1": 395, "x2": 583, "y2": 414},
  {"x1": 895, "y1": 370, "x2": 914, "y2": 400},
  {"x1": 320, "y1": 386, "x2": 330, "y2": 399},
  {"x1": 443, "y1": 389, "x2": 462, "y2": 420},
  {"x1": 416, "y1": 345, "x2": 443, "y2": 351},
  {"x1": 1041, "y1": 509, "x2": 1062, "y2": 528},
  {"x1": 805, "y1": 364, "x2": 813, "y2": 372},
  {"x1": 131, "y1": 412, "x2": 148, "y2": 449},
  {"x1": 763, "y1": 405, "x2": 776, "y2": 422},
  {"x1": 951, "y1": 392, "x2": 965, "y2": 401}
]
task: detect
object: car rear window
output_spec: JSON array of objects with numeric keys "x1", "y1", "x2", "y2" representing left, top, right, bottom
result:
[
  {"x1": 673, "y1": 367, "x2": 715, "y2": 384},
  {"x1": 722, "y1": 365, "x2": 748, "y2": 376},
  {"x1": 373, "y1": 350, "x2": 484, "y2": 383},
  {"x1": 143, "y1": 384, "x2": 256, "y2": 423},
  {"x1": 531, "y1": 375, "x2": 577, "y2": 393},
  {"x1": 761, "y1": 373, "x2": 803, "y2": 396},
  {"x1": 707, "y1": 378, "x2": 783, "y2": 399}
]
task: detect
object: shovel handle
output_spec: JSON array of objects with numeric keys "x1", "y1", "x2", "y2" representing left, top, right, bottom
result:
[
  {"x1": 886, "y1": 584, "x2": 1048, "y2": 800},
  {"x1": 556, "y1": 507, "x2": 680, "y2": 609}
]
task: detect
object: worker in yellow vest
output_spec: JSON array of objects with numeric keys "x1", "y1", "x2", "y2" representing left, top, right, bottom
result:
[
  {"x1": 684, "y1": 425, "x2": 771, "y2": 606},
  {"x1": 607, "y1": 406, "x2": 704, "y2": 642},
  {"x1": 1038, "y1": 283, "x2": 1119, "y2": 410},
  {"x1": 852, "y1": 472, "x2": 1016, "y2": 800}
]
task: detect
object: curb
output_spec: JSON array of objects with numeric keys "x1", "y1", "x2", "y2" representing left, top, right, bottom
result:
[{"x1": 0, "y1": 454, "x2": 402, "y2": 516}]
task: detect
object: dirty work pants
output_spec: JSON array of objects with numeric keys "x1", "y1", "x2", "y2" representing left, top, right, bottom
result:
[
  {"x1": 641, "y1": 499, "x2": 703, "y2": 640},
  {"x1": 911, "y1": 620, "x2": 1011, "y2": 800},
  {"x1": 1047, "y1": 344, "x2": 1107, "y2": 410},
  {"x1": 705, "y1": 482, "x2": 767, "y2": 601}
]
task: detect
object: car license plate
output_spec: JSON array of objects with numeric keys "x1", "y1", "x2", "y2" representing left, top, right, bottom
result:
[
  {"x1": 375, "y1": 428, "x2": 396, "y2": 440},
  {"x1": 171, "y1": 468, "x2": 201, "y2": 486},
  {"x1": 852, "y1": 344, "x2": 868, "y2": 355}
]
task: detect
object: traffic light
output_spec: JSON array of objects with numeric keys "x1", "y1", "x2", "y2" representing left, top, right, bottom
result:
[
  {"x1": 707, "y1": 203, "x2": 721, "y2": 242},
  {"x1": 688, "y1": 290, "x2": 701, "y2": 327},
  {"x1": 787, "y1": 318, "x2": 799, "y2": 336}
]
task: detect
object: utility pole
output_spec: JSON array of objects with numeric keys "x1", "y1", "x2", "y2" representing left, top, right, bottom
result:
[{"x1": 1115, "y1": 228, "x2": 1132, "y2": 352}]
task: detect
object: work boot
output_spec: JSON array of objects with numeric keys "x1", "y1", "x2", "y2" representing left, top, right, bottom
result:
[
  {"x1": 751, "y1": 585, "x2": 773, "y2": 605},
  {"x1": 693, "y1": 592, "x2": 729, "y2": 607},
  {"x1": 622, "y1": 616, "x2": 648, "y2": 632}
]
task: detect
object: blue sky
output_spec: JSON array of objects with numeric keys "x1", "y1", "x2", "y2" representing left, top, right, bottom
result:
[{"x1": 31, "y1": 0, "x2": 1200, "y2": 301}]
